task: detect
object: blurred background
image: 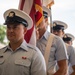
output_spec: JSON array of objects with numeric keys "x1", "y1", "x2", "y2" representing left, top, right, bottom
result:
[{"x1": 0, "y1": 0, "x2": 75, "y2": 48}]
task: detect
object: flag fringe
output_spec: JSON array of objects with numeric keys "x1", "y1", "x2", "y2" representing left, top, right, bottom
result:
[
  {"x1": 46, "y1": 1, "x2": 54, "y2": 8},
  {"x1": 35, "y1": 4, "x2": 43, "y2": 14},
  {"x1": 35, "y1": 4, "x2": 43, "y2": 26}
]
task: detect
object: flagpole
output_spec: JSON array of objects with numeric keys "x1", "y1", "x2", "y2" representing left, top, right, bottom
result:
[{"x1": 49, "y1": 8, "x2": 53, "y2": 33}]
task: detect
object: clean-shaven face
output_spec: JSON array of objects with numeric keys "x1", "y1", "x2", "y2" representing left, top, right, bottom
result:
[
  {"x1": 53, "y1": 29, "x2": 64, "y2": 38},
  {"x1": 6, "y1": 23, "x2": 27, "y2": 43}
]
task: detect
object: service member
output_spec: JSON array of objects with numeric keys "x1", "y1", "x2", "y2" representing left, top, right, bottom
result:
[
  {"x1": 0, "y1": 9, "x2": 46, "y2": 75},
  {"x1": 52, "y1": 20, "x2": 75, "y2": 75},
  {"x1": 63, "y1": 33, "x2": 75, "y2": 75},
  {"x1": 36, "y1": 6, "x2": 68, "y2": 75}
]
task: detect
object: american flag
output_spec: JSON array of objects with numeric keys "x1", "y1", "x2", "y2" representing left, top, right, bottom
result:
[{"x1": 18, "y1": 0, "x2": 43, "y2": 46}]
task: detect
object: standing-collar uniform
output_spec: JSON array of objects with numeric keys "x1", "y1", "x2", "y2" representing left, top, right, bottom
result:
[
  {"x1": 67, "y1": 45, "x2": 75, "y2": 66},
  {"x1": 52, "y1": 20, "x2": 75, "y2": 74},
  {"x1": 36, "y1": 30, "x2": 68, "y2": 74},
  {"x1": 65, "y1": 44, "x2": 75, "y2": 75},
  {"x1": 0, "y1": 41, "x2": 46, "y2": 75}
]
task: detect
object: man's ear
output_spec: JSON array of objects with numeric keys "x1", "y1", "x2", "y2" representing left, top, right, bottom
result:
[
  {"x1": 62, "y1": 30, "x2": 65, "y2": 36},
  {"x1": 24, "y1": 27, "x2": 27, "y2": 34}
]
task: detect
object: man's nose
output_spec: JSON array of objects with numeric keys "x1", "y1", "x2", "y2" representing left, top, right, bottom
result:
[{"x1": 9, "y1": 28, "x2": 14, "y2": 32}]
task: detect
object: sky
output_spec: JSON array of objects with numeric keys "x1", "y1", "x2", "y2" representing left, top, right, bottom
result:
[
  {"x1": 51, "y1": 0, "x2": 75, "y2": 47},
  {"x1": 0, "y1": 0, "x2": 75, "y2": 47}
]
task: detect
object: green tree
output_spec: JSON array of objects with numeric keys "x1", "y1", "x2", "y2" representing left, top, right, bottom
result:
[{"x1": 0, "y1": 25, "x2": 6, "y2": 44}]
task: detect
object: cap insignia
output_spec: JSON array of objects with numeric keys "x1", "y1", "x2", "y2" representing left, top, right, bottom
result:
[
  {"x1": 64, "y1": 35, "x2": 67, "y2": 38},
  {"x1": 53, "y1": 22, "x2": 56, "y2": 27},
  {"x1": 8, "y1": 11, "x2": 15, "y2": 17}
]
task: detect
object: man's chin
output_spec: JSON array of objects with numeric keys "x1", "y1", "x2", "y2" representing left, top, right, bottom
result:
[{"x1": 8, "y1": 39, "x2": 16, "y2": 42}]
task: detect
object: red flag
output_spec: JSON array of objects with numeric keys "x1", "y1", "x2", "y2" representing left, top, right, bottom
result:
[{"x1": 18, "y1": 0, "x2": 43, "y2": 45}]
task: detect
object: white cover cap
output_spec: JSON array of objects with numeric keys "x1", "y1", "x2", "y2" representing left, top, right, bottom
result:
[{"x1": 4, "y1": 9, "x2": 33, "y2": 30}]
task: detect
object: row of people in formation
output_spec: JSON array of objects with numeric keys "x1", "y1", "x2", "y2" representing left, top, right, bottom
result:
[{"x1": 0, "y1": 5, "x2": 75, "y2": 75}]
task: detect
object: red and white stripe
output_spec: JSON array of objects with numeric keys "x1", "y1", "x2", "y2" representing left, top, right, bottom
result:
[{"x1": 18, "y1": 0, "x2": 36, "y2": 46}]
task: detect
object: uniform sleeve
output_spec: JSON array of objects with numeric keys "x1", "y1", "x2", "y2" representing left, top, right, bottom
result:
[
  {"x1": 55, "y1": 37, "x2": 68, "y2": 61},
  {"x1": 68, "y1": 46, "x2": 75, "y2": 66},
  {"x1": 31, "y1": 47, "x2": 46, "y2": 75}
]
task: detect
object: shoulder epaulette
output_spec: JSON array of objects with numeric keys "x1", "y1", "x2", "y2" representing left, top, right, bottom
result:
[
  {"x1": 0, "y1": 46, "x2": 7, "y2": 52},
  {"x1": 27, "y1": 44, "x2": 36, "y2": 51}
]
